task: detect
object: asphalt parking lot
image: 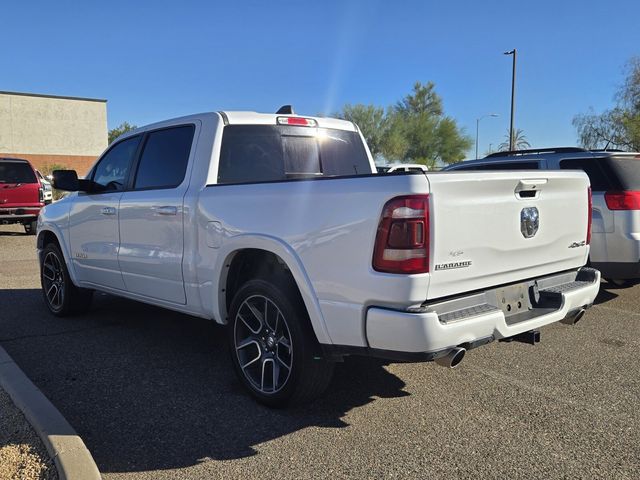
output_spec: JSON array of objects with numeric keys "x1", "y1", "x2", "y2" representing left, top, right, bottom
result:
[{"x1": 1, "y1": 224, "x2": 639, "y2": 480}]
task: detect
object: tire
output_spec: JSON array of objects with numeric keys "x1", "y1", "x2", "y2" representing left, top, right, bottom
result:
[
  {"x1": 40, "y1": 242, "x2": 93, "y2": 316},
  {"x1": 605, "y1": 278, "x2": 633, "y2": 288},
  {"x1": 24, "y1": 221, "x2": 37, "y2": 235},
  {"x1": 227, "y1": 277, "x2": 334, "y2": 407}
]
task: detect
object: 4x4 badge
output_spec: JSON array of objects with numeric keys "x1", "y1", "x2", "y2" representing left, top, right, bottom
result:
[{"x1": 521, "y1": 207, "x2": 539, "y2": 238}]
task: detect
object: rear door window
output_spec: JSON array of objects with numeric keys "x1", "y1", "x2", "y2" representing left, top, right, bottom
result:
[
  {"x1": 217, "y1": 125, "x2": 371, "y2": 184},
  {"x1": 453, "y1": 161, "x2": 540, "y2": 171},
  {"x1": 477, "y1": 161, "x2": 540, "y2": 170},
  {"x1": 0, "y1": 162, "x2": 37, "y2": 183},
  {"x1": 134, "y1": 125, "x2": 195, "y2": 190}
]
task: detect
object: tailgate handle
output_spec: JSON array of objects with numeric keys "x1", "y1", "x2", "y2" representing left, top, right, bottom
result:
[{"x1": 515, "y1": 179, "x2": 547, "y2": 199}]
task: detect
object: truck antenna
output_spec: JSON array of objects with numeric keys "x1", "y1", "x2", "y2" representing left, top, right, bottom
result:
[{"x1": 276, "y1": 105, "x2": 295, "y2": 115}]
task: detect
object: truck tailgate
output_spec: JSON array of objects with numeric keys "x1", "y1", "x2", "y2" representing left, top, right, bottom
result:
[
  {"x1": 426, "y1": 171, "x2": 591, "y2": 300},
  {"x1": 0, "y1": 182, "x2": 41, "y2": 207}
]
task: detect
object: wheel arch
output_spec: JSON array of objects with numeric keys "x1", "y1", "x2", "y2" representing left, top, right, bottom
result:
[
  {"x1": 213, "y1": 235, "x2": 332, "y2": 345},
  {"x1": 36, "y1": 226, "x2": 80, "y2": 286}
]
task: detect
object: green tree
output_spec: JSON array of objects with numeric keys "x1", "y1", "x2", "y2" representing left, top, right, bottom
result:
[
  {"x1": 395, "y1": 81, "x2": 443, "y2": 117},
  {"x1": 573, "y1": 57, "x2": 640, "y2": 151},
  {"x1": 39, "y1": 163, "x2": 69, "y2": 176},
  {"x1": 337, "y1": 104, "x2": 387, "y2": 158},
  {"x1": 498, "y1": 128, "x2": 531, "y2": 151},
  {"x1": 380, "y1": 109, "x2": 409, "y2": 161},
  {"x1": 108, "y1": 121, "x2": 137, "y2": 144},
  {"x1": 390, "y1": 82, "x2": 472, "y2": 166},
  {"x1": 335, "y1": 81, "x2": 471, "y2": 167}
]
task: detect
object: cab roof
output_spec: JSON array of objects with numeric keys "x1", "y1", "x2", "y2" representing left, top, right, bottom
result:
[
  {"x1": 0, "y1": 157, "x2": 30, "y2": 163},
  {"x1": 220, "y1": 111, "x2": 357, "y2": 131},
  {"x1": 116, "y1": 110, "x2": 359, "y2": 144}
]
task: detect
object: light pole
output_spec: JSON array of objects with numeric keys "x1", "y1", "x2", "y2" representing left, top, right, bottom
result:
[
  {"x1": 475, "y1": 114, "x2": 498, "y2": 159},
  {"x1": 504, "y1": 49, "x2": 517, "y2": 151}
]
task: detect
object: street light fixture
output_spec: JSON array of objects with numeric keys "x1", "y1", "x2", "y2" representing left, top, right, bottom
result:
[
  {"x1": 476, "y1": 114, "x2": 499, "y2": 159},
  {"x1": 504, "y1": 49, "x2": 517, "y2": 151}
]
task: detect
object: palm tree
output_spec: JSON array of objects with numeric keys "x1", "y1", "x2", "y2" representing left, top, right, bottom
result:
[{"x1": 498, "y1": 129, "x2": 531, "y2": 151}]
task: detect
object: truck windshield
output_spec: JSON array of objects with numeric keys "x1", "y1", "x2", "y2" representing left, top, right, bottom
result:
[
  {"x1": 217, "y1": 125, "x2": 371, "y2": 184},
  {"x1": 0, "y1": 162, "x2": 37, "y2": 183}
]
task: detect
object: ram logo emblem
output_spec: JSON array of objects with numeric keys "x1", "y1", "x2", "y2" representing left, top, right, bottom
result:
[{"x1": 520, "y1": 207, "x2": 539, "y2": 238}]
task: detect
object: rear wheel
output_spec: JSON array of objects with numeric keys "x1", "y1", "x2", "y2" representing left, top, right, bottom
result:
[
  {"x1": 24, "y1": 221, "x2": 37, "y2": 235},
  {"x1": 40, "y1": 242, "x2": 93, "y2": 316},
  {"x1": 228, "y1": 278, "x2": 334, "y2": 407},
  {"x1": 605, "y1": 278, "x2": 634, "y2": 288}
]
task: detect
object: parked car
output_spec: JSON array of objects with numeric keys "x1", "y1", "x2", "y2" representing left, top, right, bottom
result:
[
  {"x1": 36, "y1": 170, "x2": 53, "y2": 204},
  {"x1": 39, "y1": 112, "x2": 599, "y2": 406},
  {"x1": 0, "y1": 157, "x2": 45, "y2": 234},
  {"x1": 377, "y1": 163, "x2": 429, "y2": 173},
  {"x1": 445, "y1": 147, "x2": 640, "y2": 285}
]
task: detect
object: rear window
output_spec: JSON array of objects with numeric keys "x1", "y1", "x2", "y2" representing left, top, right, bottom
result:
[
  {"x1": 217, "y1": 125, "x2": 371, "y2": 184},
  {"x1": 607, "y1": 156, "x2": 640, "y2": 190},
  {"x1": 0, "y1": 162, "x2": 37, "y2": 183},
  {"x1": 559, "y1": 158, "x2": 616, "y2": 191}
]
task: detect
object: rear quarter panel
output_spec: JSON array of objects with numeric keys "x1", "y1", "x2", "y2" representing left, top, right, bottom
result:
[{"x1": 196, "y1": 173, "x2": 431, "y2": 346}]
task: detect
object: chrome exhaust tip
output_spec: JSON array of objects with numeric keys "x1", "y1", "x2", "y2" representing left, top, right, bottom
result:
[
  {"x1": 435, "y1": 347, "x2": 466, "y2": 368},
  {"x1": 561, "y1": 308, "x2": 586, "y2": 326}
]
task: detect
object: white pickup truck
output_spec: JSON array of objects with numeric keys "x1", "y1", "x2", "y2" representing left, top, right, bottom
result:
[{"x1": 38, "y1": 109, "x2": 600, "y2": 406}]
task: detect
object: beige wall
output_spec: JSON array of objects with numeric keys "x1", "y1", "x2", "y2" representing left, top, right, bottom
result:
[{"x1": 0, "y1": 92, "x2": 107, "y2": 157}]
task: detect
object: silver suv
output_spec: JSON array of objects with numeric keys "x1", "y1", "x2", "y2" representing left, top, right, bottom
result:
[{"x1": 445, "y1": 148, "x2": 640, "y2": 285}]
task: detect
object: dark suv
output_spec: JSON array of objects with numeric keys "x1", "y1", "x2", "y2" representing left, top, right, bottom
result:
[{"x1": 0, "y1": 158, "x2": 45, "y2": 234}]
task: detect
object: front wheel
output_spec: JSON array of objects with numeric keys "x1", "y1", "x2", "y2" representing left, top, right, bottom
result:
[
  {"x1": 228, "y1": 278, "x2": 334, "y2": 407},
  {"x1": 40, "y1": 242, "x2": 93, "y2": 316}
]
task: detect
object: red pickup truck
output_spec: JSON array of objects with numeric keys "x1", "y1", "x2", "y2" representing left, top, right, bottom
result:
[{"x1": 0, "y1": 158, "x2": 45, "y2": 235}]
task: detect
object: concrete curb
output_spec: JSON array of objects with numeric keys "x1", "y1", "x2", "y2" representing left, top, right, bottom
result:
[{"x1": 0, "y1": 346, "x2": 101, "y2": 480}]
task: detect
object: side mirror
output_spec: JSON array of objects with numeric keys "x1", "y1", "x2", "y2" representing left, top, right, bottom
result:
[{"x1": 52, "y1": 170, "x2": 79, "y2": 191}]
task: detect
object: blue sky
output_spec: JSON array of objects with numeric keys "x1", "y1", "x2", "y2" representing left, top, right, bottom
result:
[{"x1": 2, "y1": 0, "x2": 639, "y2": 158}]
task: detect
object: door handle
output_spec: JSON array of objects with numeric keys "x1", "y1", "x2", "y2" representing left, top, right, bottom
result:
[
  {"x1": 153, "y1": 206, "x2": 178, "y2": 216},
  {"x1": 100, "y1": 207, "x2": 116, "y2": 215}
]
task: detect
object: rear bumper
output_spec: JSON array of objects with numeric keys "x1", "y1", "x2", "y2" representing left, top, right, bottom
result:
[
  {"x1": 0, "y1": 207, "x2": 41, "y2": 216},
  {"x1": 0, "y1": 206, "x2": 40, "y2": 223},
  {"x1": 0, "y1": 212, "x2": 39, "y2": 223},
  {"x1": 364, "y1": 267, "x2": 600, "y2": 359}
]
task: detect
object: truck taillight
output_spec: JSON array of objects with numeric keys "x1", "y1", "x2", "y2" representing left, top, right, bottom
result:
[
  {"x1": 604, "y1": 190, "x2": 640, "y2": 210},
  {"x1": 373, "y1": 195, "x2": 430, "y2": 274},
  {"x1": 587, "y1": 187, "x2": 592, "y2": 245},
  {"x1": 38, "y1": 187, "x2": 44, "y2": 204}
]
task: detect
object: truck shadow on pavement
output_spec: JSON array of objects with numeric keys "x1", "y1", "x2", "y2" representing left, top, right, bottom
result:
[
  {"x1": 594, "y1": 282, "x2": 619, "y2": 304},
  {"x1": 0, "y1": 230, "x2": 29, "y2": 237},
  {"x1": 0, "y1": 289, "x2": 408, "y2": 473}
]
